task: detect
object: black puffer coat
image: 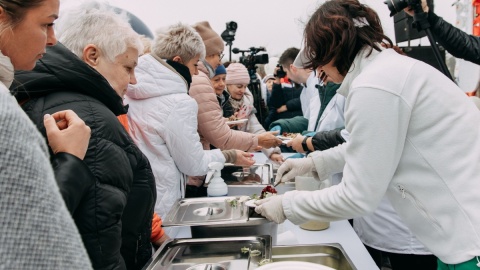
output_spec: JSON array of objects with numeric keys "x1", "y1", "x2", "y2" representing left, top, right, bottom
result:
[
  {"x1": 12, "y1": 43, "x2": 156, "y2": 270},
  {"x1": 428, "y1": 11, "x2": 480, "y2": 65}
]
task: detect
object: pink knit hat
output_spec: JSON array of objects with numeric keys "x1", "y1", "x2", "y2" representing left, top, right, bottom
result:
[{"x1": 226, "y1": 63, "x2": 250, "y2": 85}]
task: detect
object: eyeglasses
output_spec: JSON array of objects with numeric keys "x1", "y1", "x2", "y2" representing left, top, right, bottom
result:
[{"x1": 219, "y1": 53, "x2": 225, "y2": 60}]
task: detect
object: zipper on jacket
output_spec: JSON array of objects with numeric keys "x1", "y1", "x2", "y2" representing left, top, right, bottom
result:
[{"x1": 397, "y1": 185, "x2": 442, "y2": 231}]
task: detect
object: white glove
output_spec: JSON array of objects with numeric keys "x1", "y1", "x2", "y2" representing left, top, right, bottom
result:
[
  {"x1": 254, "y1": 195, "x2": 286, "y2": 224},
  {"x1": 274, "y1": 157, "x2": 316, "y2": 185}
]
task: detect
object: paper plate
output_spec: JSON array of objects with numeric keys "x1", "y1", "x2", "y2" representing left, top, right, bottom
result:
[
  {"x1": 226, "y1": 118, "x2": 248, "y2": 125},
  {"x1": 244, "y1": 199, "x2": 257, "y2": 208},
  {"x1": 256, "y1": 261, "x2": 335, "y2": 270}
]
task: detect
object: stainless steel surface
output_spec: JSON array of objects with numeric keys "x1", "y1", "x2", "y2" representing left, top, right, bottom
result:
[
  {"x1": 143, "y1": 236, "x2": 272, "y2": 270},
  {"x1": 190, "y1": 216, "x2": 278, "y2": 245},
  {"x1": 271, "y1": 243, "x2": 357, "y2": 270},
  {"x1": 163, "y1": 197, "x2": 249, "y2": 227},
  {"x1": 221, "y1": 164, "x2": 273, "y2": 186}
]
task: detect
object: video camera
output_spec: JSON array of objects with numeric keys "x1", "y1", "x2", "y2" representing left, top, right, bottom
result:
[
  {"x1": 232, "y1": 47, "x2": 269, "y2": 69},
  {"x1": 275, "y1": 64, "x2": 287, "y2": 79},
  {"x1": 384, "y1": 0, "x2": 422, "y2": 16}
]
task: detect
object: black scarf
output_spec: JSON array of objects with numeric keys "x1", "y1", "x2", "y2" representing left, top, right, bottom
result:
[{"x1": 166, "y1": 60, "x2": 192, "y2": 90}]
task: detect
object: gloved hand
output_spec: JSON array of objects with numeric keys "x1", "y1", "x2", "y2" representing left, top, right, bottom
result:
[
  {"x1": 274, "y1": 157, "x2": 316, "y2": 185},
  {"x1": 270, "y1": 125, "x2": 282, "y2": 133},
  {"x1": 254, "y1": 195, "x2": 286, "y2": 224}
]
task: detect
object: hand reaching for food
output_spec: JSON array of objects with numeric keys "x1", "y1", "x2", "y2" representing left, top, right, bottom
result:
[{"x1": 234, "y1": 150, "x2": 255, "y2": 167}]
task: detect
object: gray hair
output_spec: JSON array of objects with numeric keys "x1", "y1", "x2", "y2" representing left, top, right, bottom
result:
[
  {"x1": 0, "y1": 0, "x2": 45, "y2": 34},
  {"x1": 152, "y1": 22, "x2": 205, "y2": 63},
  {"x1": 55, "y1": 1, "x2": 143, "y2": 62}
]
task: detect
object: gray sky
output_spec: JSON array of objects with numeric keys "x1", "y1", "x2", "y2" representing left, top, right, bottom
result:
[{"x1": 60, "y1": 0, "x2": 456, "y2": 60}]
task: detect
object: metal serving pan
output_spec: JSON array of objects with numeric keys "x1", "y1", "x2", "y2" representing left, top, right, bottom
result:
[{"x1": 143, "y1": 235, "x2": 272, "y2": 270}]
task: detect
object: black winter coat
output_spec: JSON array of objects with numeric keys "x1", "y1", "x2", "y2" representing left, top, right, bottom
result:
[
  {"x1": 429, "y1": 11, "x2": 480, "y2": 65},
  {"x1": 264, "y1": 83, "x2": 303, "y2": 129},
  {"x1": 12, "y1": 43, "x2": 156, "y2": 270}
]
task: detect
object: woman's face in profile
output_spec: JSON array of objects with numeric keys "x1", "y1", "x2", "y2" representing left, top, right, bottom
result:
[
  {"x1": 95, "y1": 47, "x2": 139, "y2": 98},
  {"x1": 0, "y1": 0, "x2": 59, "y2": 70}
]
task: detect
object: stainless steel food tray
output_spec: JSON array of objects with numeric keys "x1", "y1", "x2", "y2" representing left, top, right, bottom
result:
[
  {"x1": 221, "y1": 163, "x2": 273, "y2": 186},
  {"x1": 143, "y1": 235, "x2": 272, "y2": 270},
  {"x1": 271, "y1": 243, "x2": 357, "y2": 270},
  {"x1": 163, "y1": 197, "x2": 249, "y2": 227}
]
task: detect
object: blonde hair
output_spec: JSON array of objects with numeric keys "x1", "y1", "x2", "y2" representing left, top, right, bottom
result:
[{"x1": 152, "y1": 22, "x2": 205, "y2": 63}]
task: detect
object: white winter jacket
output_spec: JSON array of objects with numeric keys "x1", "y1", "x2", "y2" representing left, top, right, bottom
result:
[
  {"x1": 125, "y1": 55, "x2": 225, "y2": 223},
  {"x1": 284, "y1": 48, "x2": 480, "y2": 264}
]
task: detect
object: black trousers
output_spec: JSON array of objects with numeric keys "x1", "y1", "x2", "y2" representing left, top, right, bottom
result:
[{"x1": 365, "y1": 245, "x2": 437, "y2": 270}]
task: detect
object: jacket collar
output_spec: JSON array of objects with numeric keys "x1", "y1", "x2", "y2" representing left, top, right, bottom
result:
[
  {"x1": 337, "y1": 45, "x2": 383, "y2": 98},
  {"x1": 0, "y1": 51, "x2": 14, "y2": 90}
]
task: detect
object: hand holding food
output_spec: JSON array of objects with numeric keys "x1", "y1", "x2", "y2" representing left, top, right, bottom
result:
[
  {"x1": 274, "y1": 157, "x2": 316, "y2": 185},
  {"x1": 257, "y1": 131, "x2": 282, "y2": 149},
  {"x1": 269, "y1": 153, "x2": 285, "y2": 164},
  {"x1": 287, "y1": 134, "x2": 305, "y2": 153}
]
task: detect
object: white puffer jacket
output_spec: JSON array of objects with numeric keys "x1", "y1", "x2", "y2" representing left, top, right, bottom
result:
[{"x1": 125, "y1": 55, "x2": 225, "y2": 226}]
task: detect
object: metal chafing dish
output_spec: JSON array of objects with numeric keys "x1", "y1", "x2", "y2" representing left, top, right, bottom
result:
[
  {"x1": 163, "y1": 197, "x2": 278, "y2": 245},
  {"x1": 143, "y1": 235, "x2": 272, "y2": 270}
]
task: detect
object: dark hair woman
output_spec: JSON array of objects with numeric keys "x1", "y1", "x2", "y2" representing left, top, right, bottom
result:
[{"x1": 256, "y1": 1, "x2": 480, "y2": 269}]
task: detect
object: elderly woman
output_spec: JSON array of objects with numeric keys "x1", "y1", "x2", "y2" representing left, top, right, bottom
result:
[
  {"x1": 255, "y1": 0, "x2": 480, "y2": 269},
  {"x1": 0, "y1": 0, "x2": 92, "y2": 268},
  {"x1": 125, "y1": 23, "x2": 255, "y2": 237},
  {"x1": 224, "y1": 63, "x2": 284, "y2": 163},
  {"x1": 12, "y1": 2, "x2": 156, "y2": 269}
]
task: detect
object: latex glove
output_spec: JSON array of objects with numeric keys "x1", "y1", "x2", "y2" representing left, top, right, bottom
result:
[
  {"x1": 254, "y1": 195, "x2": 286, "y2": 224},
  {"x1": 44, "y1": 110, "x2": 91, "y2": 160},
  {"x1": 270, "y1": 125, "x2": 282, "y2": 133},
  {"x1": 274, "y1": 157, "x2": 315, "y2": 185}
]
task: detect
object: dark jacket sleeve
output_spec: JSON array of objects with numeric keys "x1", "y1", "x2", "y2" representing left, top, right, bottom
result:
[
  {"x1": 51, "y1": 152, "x2": 95, "y2": 214},
  {"x1": 285, "y1": 97, "x2": 302, "y2": 111},
  {"x1": 269, "y1": 83, "x2": 285, "y2": 109},
  {"x1": 429, "y1": 11, "x2": 480, "y2": 65},
  {"x1": 311, "y1": 128, "x2": 346, "y2": 151}
]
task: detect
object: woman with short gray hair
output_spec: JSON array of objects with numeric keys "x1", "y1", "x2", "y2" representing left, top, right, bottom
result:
[{"x1": 12, "y1": 2, "x2": 155, "y2": 269}]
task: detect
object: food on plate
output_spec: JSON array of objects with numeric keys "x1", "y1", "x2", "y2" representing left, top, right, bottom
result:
[
  {"x1": 225, "y1": 196, "x2": 250, "y2": 208},
  {"x1": 228, "y1": 115, "x2": 240, "y2": 121},
  {"x1": 281, "y1": 132, "x2": 297, "y2": 139},
  {"x1": 260, "y1": 185, "x2": 277, "y2": 199}
]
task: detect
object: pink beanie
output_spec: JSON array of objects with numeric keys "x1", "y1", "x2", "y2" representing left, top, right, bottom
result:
[{"x1": 226, "y1": 63, "x2": 250, "y2": 85}]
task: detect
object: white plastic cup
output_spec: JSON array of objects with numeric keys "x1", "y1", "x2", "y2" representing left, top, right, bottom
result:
[{"x1": 295, "y1": 174, "x2": 330, "y2": 231}]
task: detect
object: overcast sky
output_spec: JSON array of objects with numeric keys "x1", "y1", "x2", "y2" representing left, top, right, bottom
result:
[{"x1": 60, "y1": 0, "x2": 456, "y2": 60}]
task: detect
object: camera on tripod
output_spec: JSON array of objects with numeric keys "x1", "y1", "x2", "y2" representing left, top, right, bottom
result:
[
  {"x1": 275, "y1": 64, "x2": 287, "y2": 79},
  {"x1": 232, "y1": 47, "x2": 269, "y2": 69},
  {"x1": 384, "y1": 0, "x2": 422, "y2": 16}
]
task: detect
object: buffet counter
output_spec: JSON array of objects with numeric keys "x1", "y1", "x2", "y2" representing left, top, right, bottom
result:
[{"x1": 173, "y1": 152, "x2": 379, "y2": 270}]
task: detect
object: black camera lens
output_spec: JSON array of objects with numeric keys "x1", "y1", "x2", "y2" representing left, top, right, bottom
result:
[
  {"x1": 384, "y1": 0, "x2": 409, "y2": 17},
  {"x1": 276, "y1": 64, "x2": 287, "y2": 79}
]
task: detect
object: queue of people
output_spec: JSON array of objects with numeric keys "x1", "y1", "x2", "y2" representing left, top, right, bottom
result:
[{"x1": 1, "y1": 0, "x2": 480, "y2": 269}]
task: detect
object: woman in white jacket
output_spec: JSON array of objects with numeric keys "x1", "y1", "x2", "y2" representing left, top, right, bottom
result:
[
  {"x1": 125, "y1": 23, "x2": 254, "y2": 237},
  {"x1": 255, "y1": 1, "x2": 480, "y2": 269}
]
